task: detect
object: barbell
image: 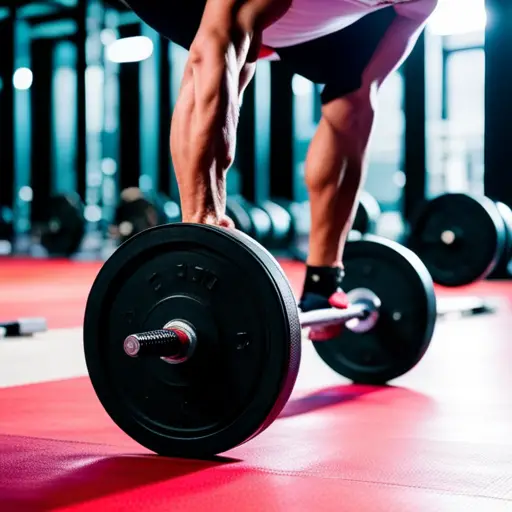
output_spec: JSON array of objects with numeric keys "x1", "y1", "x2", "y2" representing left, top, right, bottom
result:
[{"x1": 84, "y1": 224, "x2": 437, "y2": 458}]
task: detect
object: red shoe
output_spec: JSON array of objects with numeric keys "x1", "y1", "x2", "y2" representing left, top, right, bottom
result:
[{"x1": 303, "y1": 291, "x2": 349, "y2": 342}]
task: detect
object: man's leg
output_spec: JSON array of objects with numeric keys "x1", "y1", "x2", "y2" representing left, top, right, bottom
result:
[
  {"x1": 299, "y1": 91, "x2": 375, "y2": 323},
  {"x1": 270, "y1": 9, "x2": 396, "y2": 319},
  {"x1": 306, "y1": 94, "x2": 374, "y2": 267}
]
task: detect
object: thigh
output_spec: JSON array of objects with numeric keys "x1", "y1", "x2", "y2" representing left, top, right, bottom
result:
[
  {"x1": 274, "y1": 7, "x2": 397, "y2": 104},
  {"x1": 123, "y1": 0, "x2": 206, "y2": 50}
]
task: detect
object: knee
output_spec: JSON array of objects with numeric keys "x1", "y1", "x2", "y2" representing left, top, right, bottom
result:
[{"x1": 321, "y1": 91, "x2": 375, "y2": 143}]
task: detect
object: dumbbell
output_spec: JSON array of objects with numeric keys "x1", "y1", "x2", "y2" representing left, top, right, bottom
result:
[
  {"x1": 84, "y1": 224, "x2": 437, "y2": 458},
  {"x1": 408, "y1": 193, "x2": 512, "y2": 286},
  {"x1": 111, "y1": 188, "x2": 181, "y2": 245},
  {"x1": 33, "y1": 193, "x2": 86, "y2": 257},
  {"x1": 0, "y1": 317, "x2": 47, "y2": 338}
]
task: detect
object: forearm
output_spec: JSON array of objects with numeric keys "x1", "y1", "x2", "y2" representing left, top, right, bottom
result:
[
  {"x1": 170, "y1": 0, "x2": 289, "y2": 224},
  {"x1": 170, "y1": 39, "x2": 242, "y2": 222}
]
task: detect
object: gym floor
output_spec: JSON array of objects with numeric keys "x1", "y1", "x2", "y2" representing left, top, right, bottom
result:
[{"x1": 1, "y1": 258, "x2": 512, "y2": 511}]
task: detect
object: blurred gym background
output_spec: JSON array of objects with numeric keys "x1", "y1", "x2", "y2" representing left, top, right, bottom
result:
[{"x1": 0, "y1": 0, "x2": 508, "y2": 270}]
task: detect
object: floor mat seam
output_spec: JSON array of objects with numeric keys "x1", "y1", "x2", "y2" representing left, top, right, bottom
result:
[
  {"x1": 235, "y1": 465, "x2": 512, "y2": 502},
  {"x1": 1, "y1": 436, "x2": 511, "y2": 503},
  {"x1": 2, "y1": 432, "x2": 512, "y2": 504}
]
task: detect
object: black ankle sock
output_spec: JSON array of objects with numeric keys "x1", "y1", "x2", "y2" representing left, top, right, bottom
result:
[{"x1": 301, "y1": 265, "x2": 345, "y2": 299}]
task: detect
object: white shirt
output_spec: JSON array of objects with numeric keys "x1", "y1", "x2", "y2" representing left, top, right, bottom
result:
[{"x1": 262, "y1": 0, "x2": 433, "y2": 48}]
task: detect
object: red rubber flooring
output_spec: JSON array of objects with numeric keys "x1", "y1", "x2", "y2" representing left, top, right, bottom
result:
[
  {"x1": 0, "y1": 258, "x2": 100, "y2": 329},
  {"x1": 1, "y1": 258, "x2": 512, "y2": 511}
]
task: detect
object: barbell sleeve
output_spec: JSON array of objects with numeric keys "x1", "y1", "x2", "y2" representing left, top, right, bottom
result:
[
  {"x1": 124, "y1": 330, "x2": 186, "y2": 358},
  {"x1": 123, "y1": 320, "x2": 197, "y2": 363}
]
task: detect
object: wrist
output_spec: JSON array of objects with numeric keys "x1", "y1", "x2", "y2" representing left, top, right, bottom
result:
[
  {"x1": 183, "y1": 211, "x2": 219, "y2": 224},
  {"x1": 181, "y1": 177, "x2": 226, "y2": 224}
]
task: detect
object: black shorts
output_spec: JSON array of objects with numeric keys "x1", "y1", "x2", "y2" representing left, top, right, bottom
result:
[{"x1": 124, "y1": 1, "x2": 396, "y2": 104}]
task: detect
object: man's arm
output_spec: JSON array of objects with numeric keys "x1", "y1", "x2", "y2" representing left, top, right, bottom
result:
[
  {"x1": 170, "y1": 0, "x2": 290, "y2": 225},
  {"x1": 361, "y1": 0, "x2": 438, "y2": 95}
]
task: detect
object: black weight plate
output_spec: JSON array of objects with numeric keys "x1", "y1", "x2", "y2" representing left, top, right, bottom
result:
[
  {"x1": 313, "y1": 236, "x2": 436, "y2": 384},
  {"x1": 226, "y1": 196, "x2": 253, "y2": 234},
  {"x1": 408, "y1": 193, "x2": 506, "y2": 287},
  {"x1": 353, "y1": 191, "x2": 381, "y2": 235},
  {"x1": 84, "y1": 223, "x2": 301, "y2": 458},
  {"x1": 488, "y1": 202, "x2": 512, "y2": 278},
  {"x1": 40, "y1": 194, "x2": 86, "y2": 256}
]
